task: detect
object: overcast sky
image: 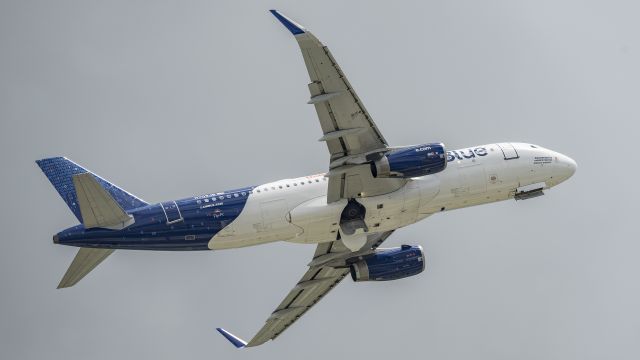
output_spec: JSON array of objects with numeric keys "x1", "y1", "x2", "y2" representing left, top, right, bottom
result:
[{"x1": 1, "y1": 1, "x2": 639, "y2": 359}]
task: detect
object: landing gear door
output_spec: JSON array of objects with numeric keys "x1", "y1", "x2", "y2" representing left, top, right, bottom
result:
[{"x1": 497, "y1": 143, "x2": 519, "y2": 160}]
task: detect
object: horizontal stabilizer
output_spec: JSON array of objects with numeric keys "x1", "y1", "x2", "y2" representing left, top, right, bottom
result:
[
  {"x1": 73, "y1": 173, "x2": 134, "y2": 229},
  {"x1": 58, "y1": 248, "x2": 114, "y2": 288},
  {"x1": 216, "y1": 328, "x2": 248, "y2": 349}
]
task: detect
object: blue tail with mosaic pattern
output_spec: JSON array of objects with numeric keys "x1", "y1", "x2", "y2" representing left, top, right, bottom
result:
[{"x1": 35, "y1": 157, "x2": 148, "y2": 223}]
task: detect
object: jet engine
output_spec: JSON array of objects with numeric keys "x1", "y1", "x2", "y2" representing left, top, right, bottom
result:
[
  {"x1": 349, "y1": 245, "x2": 425, "y2": 282},
  {"x1": 371, "y1": 143, "x2": 446, "y2": 178}
]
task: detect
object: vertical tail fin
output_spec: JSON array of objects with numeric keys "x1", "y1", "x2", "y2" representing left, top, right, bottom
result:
[{"x1": 36, "y1": 157, "x2": 147, "y2": 223}]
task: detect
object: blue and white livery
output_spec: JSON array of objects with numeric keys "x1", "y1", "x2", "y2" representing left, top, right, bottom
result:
[{"x1": 36, "y1": 10, "x2": 577, "y2": 348}]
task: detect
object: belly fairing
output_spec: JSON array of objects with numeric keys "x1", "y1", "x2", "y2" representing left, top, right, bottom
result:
[
  {"x1": 288, "y1": 196, "x2": 345, "y2": 243},
  {"x1": 208, "y1": 178, "x2": 328, "y2": 249}
]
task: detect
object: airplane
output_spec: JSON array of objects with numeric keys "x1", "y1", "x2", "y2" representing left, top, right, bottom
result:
[{"x1": 36, "y1": 10, "x2": 577, "y2": 348}]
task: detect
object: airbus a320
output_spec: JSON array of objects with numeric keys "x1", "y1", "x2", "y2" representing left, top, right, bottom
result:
[{"x1": 36, "y1": 10, "x2": 577, "y2": 348}]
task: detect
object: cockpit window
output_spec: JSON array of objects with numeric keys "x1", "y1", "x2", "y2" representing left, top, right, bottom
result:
[{"x1": 530, "y1": 145, "x2": 537, "y2": 148}]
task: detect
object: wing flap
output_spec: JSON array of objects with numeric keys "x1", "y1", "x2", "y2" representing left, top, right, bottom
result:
[{"x1": 57, "y1": 248, "x2": 114, "y2": 289}]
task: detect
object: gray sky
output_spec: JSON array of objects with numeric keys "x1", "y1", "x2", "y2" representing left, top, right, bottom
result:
[{"x1": 1, "y1": 1, "x2": 639, "y2": 359}]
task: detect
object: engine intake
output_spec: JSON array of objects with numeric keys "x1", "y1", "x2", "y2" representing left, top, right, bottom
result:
[
  {"x1": 350, "y1": 245, "x2": 425, "y2": 282},
  {"x1": 371, "y1": 143, "x2": 446, "y2": 178}
]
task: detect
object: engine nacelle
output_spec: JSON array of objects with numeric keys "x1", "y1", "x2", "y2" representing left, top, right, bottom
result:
[
  {"x1": 350, "y1": 245, "x2": 425, "y2": 282},
  {"x1": 371, "y1": 143, "x2": 446, "y2": 178}
]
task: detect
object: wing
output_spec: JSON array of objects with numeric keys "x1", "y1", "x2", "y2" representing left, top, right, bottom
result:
[
  {"x1": 217, "y1": 231, "x2": 394, "y2": 348},
  {"x1": 271, "y1": 10, "x2": 406, "y2": 202}
]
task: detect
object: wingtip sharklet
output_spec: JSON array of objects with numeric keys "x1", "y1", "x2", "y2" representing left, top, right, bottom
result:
[
  {"x1": 269, "y1": 9, "x2": 306, "y2": 35},
  {"x1": 216, "y1": 328, "x2": 248, "y2": 349}
]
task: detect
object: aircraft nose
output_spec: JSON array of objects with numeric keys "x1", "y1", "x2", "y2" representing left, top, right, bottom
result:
[{"x1": 556, "y1": 153, "x2": 577, "y2": 180}]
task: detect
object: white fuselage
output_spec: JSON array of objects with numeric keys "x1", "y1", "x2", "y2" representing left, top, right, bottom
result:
[{"x1": 209, "y1": 143, "x2": 577, "y2": 250}]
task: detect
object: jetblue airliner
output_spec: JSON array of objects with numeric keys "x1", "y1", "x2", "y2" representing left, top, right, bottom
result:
[{"x1": 36, "y1": 10, "x2": 576, "y2": 348}]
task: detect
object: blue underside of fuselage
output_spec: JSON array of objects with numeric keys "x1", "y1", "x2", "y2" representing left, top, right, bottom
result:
[{"x1": 55, "y1": 186, "x2": 255, "y2": 251}]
